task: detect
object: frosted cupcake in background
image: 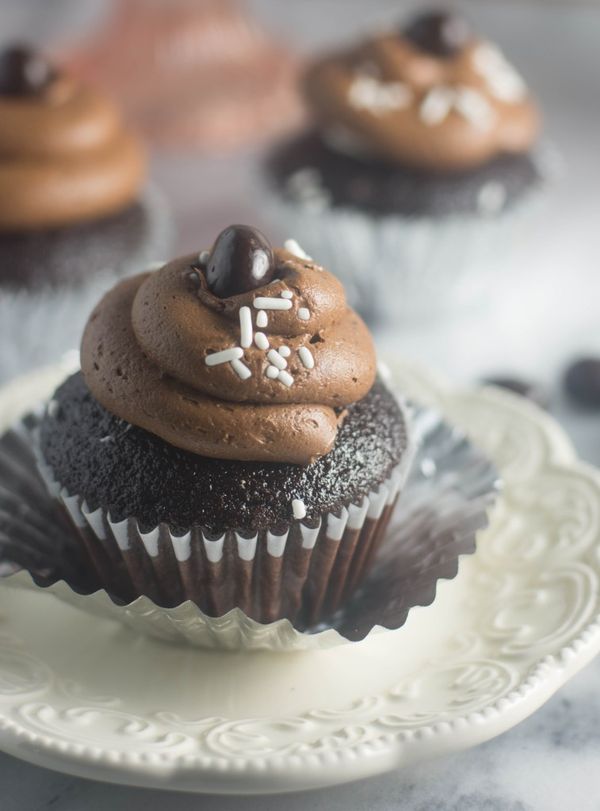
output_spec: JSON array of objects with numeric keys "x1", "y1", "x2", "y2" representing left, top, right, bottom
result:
[
  {"x1": 0, "y1": 45, "x2": 171, "y2": 382},
  {"x1": 64, "y1": 0, "x2": 303, "y2": 152},
  {"x1": 265, "y1": 10, "x2": 548, "y2": 323}
]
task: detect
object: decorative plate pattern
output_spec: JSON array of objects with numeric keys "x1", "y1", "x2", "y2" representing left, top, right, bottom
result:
[{"x1": 0, "y1": 357, "x2": 599, "y2": 794}]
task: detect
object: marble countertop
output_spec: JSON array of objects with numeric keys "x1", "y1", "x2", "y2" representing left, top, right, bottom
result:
[{"x1": 1, "y1": 1, "x2": 600, "y2": 808}]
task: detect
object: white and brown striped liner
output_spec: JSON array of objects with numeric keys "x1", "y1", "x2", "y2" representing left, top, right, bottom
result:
[{"x1": 34, "y1": 438, "x2": 415, "y2": 627}]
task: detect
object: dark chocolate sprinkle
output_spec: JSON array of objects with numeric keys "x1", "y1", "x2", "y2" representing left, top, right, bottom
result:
[{"x1": 564, "y1": 358, "x2": 600, "y2": 408}]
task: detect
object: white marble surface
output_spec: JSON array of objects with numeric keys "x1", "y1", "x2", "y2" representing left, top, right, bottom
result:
[{"x1": 1, "y1": 0, "x2": 600, "y2": 808}]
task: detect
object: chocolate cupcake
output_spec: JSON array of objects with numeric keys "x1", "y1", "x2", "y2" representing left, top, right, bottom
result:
[
  {"x1": 264, "y1": 10, "x2": 550, "y2": 322},
  {"x1": 64, "y1": 0, "x2": 303, "y2": 152},
  {"x1": 0, "y1": 45, "x2": 171, "y2": 382},
  {"x1": 35, "y1": 226, "x2": 414, "y2": 625}
]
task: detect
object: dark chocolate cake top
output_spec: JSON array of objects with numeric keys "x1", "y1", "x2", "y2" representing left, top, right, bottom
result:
[{"x1": 40, "y1": 373, "x2": 408, "y2": 533}]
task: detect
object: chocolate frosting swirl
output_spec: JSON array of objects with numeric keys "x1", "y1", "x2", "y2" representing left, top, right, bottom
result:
[
  {"x1": 303, "y1": 22, "x2": 540, "y2": 172},
  {"x1": 81, "y1": 247, "x2": 376, "y2": 465},
  {"x1": 0, "y1": 53, "x2": 145, "y2": 231}
]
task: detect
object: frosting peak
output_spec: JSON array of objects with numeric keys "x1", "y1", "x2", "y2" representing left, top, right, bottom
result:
[
  {"x1": 81, "y1": 231, "x2": 377, "y2": 465},
  {"x1": 0, "y1": 45, "x2": 145, "y2": 231},
  {"x1": 303, "y1": 11, "x2": 539, "y2": 171}
]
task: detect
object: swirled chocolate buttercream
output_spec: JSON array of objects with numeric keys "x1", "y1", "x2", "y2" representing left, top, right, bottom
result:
[
  {"x1": 303, "y1": 10, "x2": 540, "y2": 171},
  {"x1": 81, "y1": 226, "x2": 376, "y2": 464},
  {"x1": 0, "y1": 44, "x2": 145, "y2": 231}
]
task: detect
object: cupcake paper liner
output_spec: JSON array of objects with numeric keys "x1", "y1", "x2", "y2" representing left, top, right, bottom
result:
[
  {"x1": 263, "y1": 145, "x2": 556, "y2": 325},
  {"x1": 32, "y1": 419, "x2": 416, "y2": 628},
  {"x1": 0, "y1": 401, "x2": 499, "y2": 651},
  {"x1": 0, "y1": 183, "x2": 173, "y2": 386}
]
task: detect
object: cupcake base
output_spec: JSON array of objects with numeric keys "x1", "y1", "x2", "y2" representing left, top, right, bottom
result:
[
  {"x1": 263, "y1": 134, "x2": 551, "y2": 324},
  {"x1": 267, "y1": 132, "x2": 543, "y2": 218},
  {"x1": 0, "y1": 185, "x2": 171, "y2": 291},
  {"x1": 0, "y1": 185, "x2": 172, "y2": 385},
  {"x1": 33, "y1": 371, "x2": 413, "y2": 625},
  {"x1": 0, "y1": 396, "x2": 498, "y2": 649}
]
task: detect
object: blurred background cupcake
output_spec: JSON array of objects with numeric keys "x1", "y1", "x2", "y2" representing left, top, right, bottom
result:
[
  {"x1": 63, "y1": 0, "x2": 303, "y2": 152},
  {"x1": 0, "y1": 43, "x2": 171, "y2": 382},
  {"x1": 264, "y1": 8, "x2": 550, "y2": 324}
]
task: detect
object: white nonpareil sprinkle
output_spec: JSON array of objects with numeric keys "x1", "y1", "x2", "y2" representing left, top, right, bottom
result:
[
  {"x1": 284, "y1": 238, "x2": 312, "y2": 261},
  {"x1": 146, "y1": 260, "x2": 167, "y2": 271},
  {"x1": 472, "y1": 42, "x2": 527, "y2": 103},
  {"x1": 267, "y1": 349, "x2": 287, "y2": 370},
  {"x1": 454, "y1": 86, "x2": 496, "y2": 131},
  {"x1": 278, "y1": 345, "x2": 291, "y2": 358},
  {"x1": 198, "y1": 250, "x2": 210, "y2": 266},
  {"x1": 420, "y1": 86, "x2": 454, "y2": 126},
  {"x1": 298, "y1": 308, "x2": 310, "y2": 321},
  {"x1": 230, "y1": 358, "x2": 252, "y2": 380},
  {"x1": 205, "y1": 347, "x2": 243, "y2": 366},
  {"x1": 298, "y1": 346, "x2": 315, "y2": 369},
  {"x1": 256, "y1": 310, "x2": 268, "y2": 328},
  {"x1": 348, "y1": 75, "x2": 412, "y2": 115},
  {"x1": 265, "y1": 365, "x2": 279, "y2": 379},
  {"x1": 292, "y1": 499, "x2": 307, "y2": 520},
  {"x1": 477, "y1": 181, "x2": 507, "y2": 215},
  {"x1": 278, "y1": 370, "x2": 294, "y2": 387},
  {"x1": 254, "y1": 332, "x2": 269, "y2": 350},
  {"x1": 238, "y1": 306, "x2": 253, "y2": 349},
  {"x1": 280, "y1": 290, "x2": 293, "y2": 299},
  {"x1": 253, "y1": 297, "x2": 293, "y2": 311}
]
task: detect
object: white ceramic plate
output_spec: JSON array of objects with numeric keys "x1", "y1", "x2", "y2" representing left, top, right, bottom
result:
[{"x1": 0, "y1": 358, "x2": 599, "y2": 795}]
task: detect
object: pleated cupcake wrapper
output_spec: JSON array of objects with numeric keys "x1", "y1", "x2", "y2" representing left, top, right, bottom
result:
[
  {"x1": 0, "y1": 183, "x2": 173, "y2": 387},
  {"x1": 0, "y1": 400, "x2": 499, "y2": 651},
  {"x1": 262, "y1": 143, "x2": 557, "y2": 325},
  {"x1": 34, "y1": 443, "x2": 412, "y2": 628}
]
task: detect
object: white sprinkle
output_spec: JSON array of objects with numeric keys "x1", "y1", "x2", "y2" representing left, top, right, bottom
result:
[
  {"x1": 298, "y1": 346, "x2": 314, "y2": 369},
  {"x1": 348, "y1": 75, "x2": 412, "y2": 115},
  {"x1": 284, "y1": 239, "x2": 312, "y2": 261},
  {"x1": 230, "y1": 358, "x2": 252, "y2": 380},
  {"x1": 286, "y1": 167, "x2": 321, "y2": 194},
  {"x1": 454, "y1": 86, "x2": 496, "y2": 131},
  {"x1": 198, "y1": 250, "x2": 210, "y2": 266},
  {"x1": 265, "y1": 365, "x2": 279, "y2": 379},
  {"x1": 472, "y1": 42, "x2": 527, "y2": 103},
  {"x1": 99, "y1": 435, "x2": 113, "y2": 444},
  {"x1": 292, "y1": 499, "x2": 307, "y2": 520},
  {"x1": 280, "y1": 290, "x2": 293, "y2": 299},
  {"x1": 278, "y1": 345, "x2": 291, "y2": 358},
  {"x1": 238, "y1": 306, "x2": 253, "y2": 349},
  {"x1": 256, "y1": 310, "x2": 268, "y2": 328},
  {"x1": 253, "y1": 297, "x2": 293, "y2": 311},
  {"x1": 205, "y1": 347, "x2": 243, "y2": 366},
  {"x1": 278, "y1": 370, "x2": 294, "y2": 387},
  {"x1": 420, "y1": 86, "x2": 454, "y2": 126},
  {"x1": 254, "y1": 332, "x2": 269, "y2": 350},
  {"x1": 267, "y1": 349, "x2": 287, "y2": 370},
  {"x1": 47, "y1": 399, "x2": 59, "y2": 418},
  {"x1": 477, "y1": 181, "x2": 507, "y2": 215},
  {"x1": 298, "y1": 308, "x2": 310, "y2": 321}
]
